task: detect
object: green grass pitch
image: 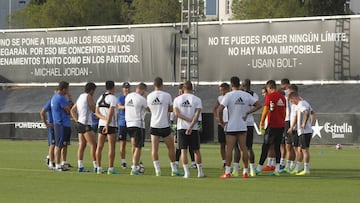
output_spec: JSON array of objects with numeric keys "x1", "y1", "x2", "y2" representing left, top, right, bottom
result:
[{"x1": 0, "y1": 140, "x2": 359, "y2": 203}]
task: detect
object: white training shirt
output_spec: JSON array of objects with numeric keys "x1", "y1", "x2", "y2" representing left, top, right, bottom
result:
[
  {"x1": 244, "y1": 91, "x2": 259, "y2": 126},
  {"x1": 295, "y1": 100, "x2": 313, "y2": 135},
  {"x1": 76, "y1": 93, "x2": 93, "y2": 125},
  {"x1": 125, "y1": 92, "x2": 147, "y2": 128},
  {"x1": 218, "y1": 95, "x2": 228, "y2": 123},
  {"x1": 96, "y1": 93, "x2": 118, "y2": 127},
  {"x1": 221, "y1": 90, "x2": 257, "y2": 132},
  {"x1": 147, "y1": 90, "x2": 172, "y2": 128},
  {"x1": 173, "y1": 93, "x2": 202, "y2": 130}
]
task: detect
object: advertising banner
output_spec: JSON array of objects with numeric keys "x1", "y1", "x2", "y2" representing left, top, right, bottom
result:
[
  {"x1": 0, "y1": 27, "x2": 177, "y2": 83},
  {"x1": 0, "y1": 113, "x2": 358, "y2": 145},
  {"x1": 199, "y1": 18, "x2": 360, "y2": 81},
  {"x1": 1, "y1": 16, "x2": 360, "y2": 83}
]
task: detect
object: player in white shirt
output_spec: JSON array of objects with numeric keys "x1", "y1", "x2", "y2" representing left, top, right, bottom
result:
[
  {"x1": 70, "y1": 82, "x2": 98, "y2": 173},
  {"x1": 241, "y1": 79, "x2": 262, "y2": 176},
  {"x1": 288, "y1": 91, "x2": 314, "y2": 176},
  {"x1": 280, "y1": 78, "x2": 295, "y2": 171},
  {"x1": 218, "y1": 76, "x2": 261, "y2": 179},
  {"x1": 147, "y1": 77, "x2": 183, "y2": 177},
  {"x1": 173, "y1": 81, "x2": 205, "y2": 178},
  {"x1": 95, "y1": 81, "x2": 118, "y2": 174},
  {"x1": 125, "y1": 83, "x2": 148, "y2": 175},
  {"x1": 212, "y1": 83, "x2": 230, "y2": 169}
]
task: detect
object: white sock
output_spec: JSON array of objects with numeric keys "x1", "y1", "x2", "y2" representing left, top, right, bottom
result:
[
  {"x1": 290, "y1": 161, "x2": 295, "y2": 169},
  {"x1": 183, "y1": 164, "x2": 190, "y2": 177},
  {"x1": 275, "y1": 163, "x2": 280, "y2": 172},
  {"x1": 97, "y1": 166, "x2": 102, "y2": 172},
  {"x1": 92, "y1": 161, "x2": 97, "y2": 168},
  {"x1": 191, "y1": 161, "x2": 196, "y2": 165},
  {"x1": 266, "y1": 157, "x2": 272, "y2": 166},
  {"x1": 56, "y1": 164, "x2": 62, "y2": 169},
  {"x1": 170, "y1": 162, "x2": 177, "y2": 172},
  {"x1": 285, "y1": 160, "x2": 291, "y2": 170},
  {"x1": 243, "y1": 168, "x2": 249, "y2": 174},
  {"x1": 256, "y1": 164, "x2": 263, "y2": 172},
  {"x1": 78, "y1": 160, "x2": 83, "y2": 168},
  {"x1": 61, "y1": 161, "x2": 67, "y2": 165},
  {"x1": 295, "y1": 162, "x2": 302, "y2": 171},
  {"x1": 122, "y1": 159, "x2": 126, "y2": 164},
  {"x1": 197, "y1": 163, "x2": 204, "y2": 176},
  {"x1": 108, "y1": 167, "x2": 114, "y2": 172},
  {"x1": 270, "y1": 157, "x2": 276, "y2": 166},
  {"x1": 233, "y1": 163, "x2": 240, "y2": 172},
  {"x1": 222, "y1": 160, "x2": 226, "y2": 164},
  {"x1": 304, "y1": 162, "x2": 310, "y2": 172},
  {"x1": 153, "y1": 160, "x2": 161, "y2": 174},
  {"x1": 225, "y1": 166, "x2": 231, "y2": 174},
  {"x1": 249, "y1": 163, "x2": 255, "y2": 171},
  {"x1": 280, "y1": 158, "x2": 285, "y2": 166}
]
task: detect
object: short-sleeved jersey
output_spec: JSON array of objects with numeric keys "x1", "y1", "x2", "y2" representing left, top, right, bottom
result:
[
  {"x1": 243, "y1": 90, "x2": 259, "y2": 126},
  {"x1": 264, "y1": 91, "x2": 286, "y2": 128},
  {"x1": 117, "y1": 94, "x2": 126, "y2": 127},
  {"x1": 221, "y1": 90, "x2": 257, "y2": 132},
  {"x1": 295, "y1": 100, "x2": 313, "y2": 135},
  {"x1": 43, "y1": 99, "x2": 53, "y2": 124},
  {"x1": 51, "y1": 93, "x2": 69, "y2": 126},
  {"x1": 217, "y1": 95, "x2": 228, "y2": 123},
  {"x1": 76, "y1": 93, "x2": 92, "y2": 125},
  {"x1": 125, "y1": 92, "x2": 147, "y2": 128},
  {"x1": 147, "y1": 90, "x2": 172, "y2": 128},
  {"x1": 96, "y1": 93, "x2": 117, "y2": 127},
  {"x1": 173, "y1": 93, "x2": 202, "y2": 130}
]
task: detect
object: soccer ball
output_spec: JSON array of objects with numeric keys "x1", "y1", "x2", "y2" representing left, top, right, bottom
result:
[{"x1": 335, "y1": 144, "x2": 342, "y2": 150}]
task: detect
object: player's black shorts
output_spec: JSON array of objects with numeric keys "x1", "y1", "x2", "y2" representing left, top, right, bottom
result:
[
  {"x1": 282, "y1": 121, "x2": 291, "y2": 144},
  {"x1": 246, "y1": 126, "x2": 254, "y2": 149},
  {"x1": 98, "y1": 126, "x2": 117, "y2": 135},
  {"x1": 299, "y1": 133, "x2": 312, "y2": 148},
  {"x1": 218, "y1": 125, "x2": 226, "y2": 144},
  {"x1": 117, "y1": 126, "x2": 128, "y2": 141},
  {"x1": 127, "y1": 127, "x2": 145, "y2": 148},
  {"x1": 263, "y1": 127, "x2": 284, "y2": 145},
  {"x1": 63, "y1": 126, "x2": 71, "y2": 144},
  {"x1": 150, "y1": 127, "x2": 171, "y2": 138},
  {"x1": 291, "y1": 131, "x2": 299, "y2": 147},
  {"x1": 77, "y1": 122, "x2": 93, "y2": 134},
  {"x1": 177, "y1": 129, "x2": 200, "y2": 150}
]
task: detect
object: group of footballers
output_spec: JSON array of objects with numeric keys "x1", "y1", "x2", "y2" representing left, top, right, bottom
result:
[
  {"x1": 40, "y1": 77, "x2": 204, "y2": 177},
  {"x1": 40, "y1": 76, "x2": 314, "y2": 178},
  {"x1": 214, "y1": 78, "x2": 315, "y2": 178}
]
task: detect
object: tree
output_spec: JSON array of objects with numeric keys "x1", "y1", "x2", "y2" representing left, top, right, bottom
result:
[
  {"x1": 130, "y1": 0, "x2": 181, "y2": 24},
  {"x1": 12, "y1": 0, "x2": 129, "y2": 28},
  {"x1": 232, "y1": 0, "x2": 306, "y2": 20},
  {"x1": 305, "y1": 0, "x2": 348, "y2": 16},
  {"x1": 231, "y1": 0, "x2": 349, "y2": 20}
]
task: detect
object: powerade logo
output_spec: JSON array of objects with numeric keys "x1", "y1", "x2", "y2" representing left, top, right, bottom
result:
[
  {"x1": 324, "y1": 122, "x2": 352, "y2": 139},
  {"x1": 14, "y1": 122, "x2": 46, "y2": 129}
]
